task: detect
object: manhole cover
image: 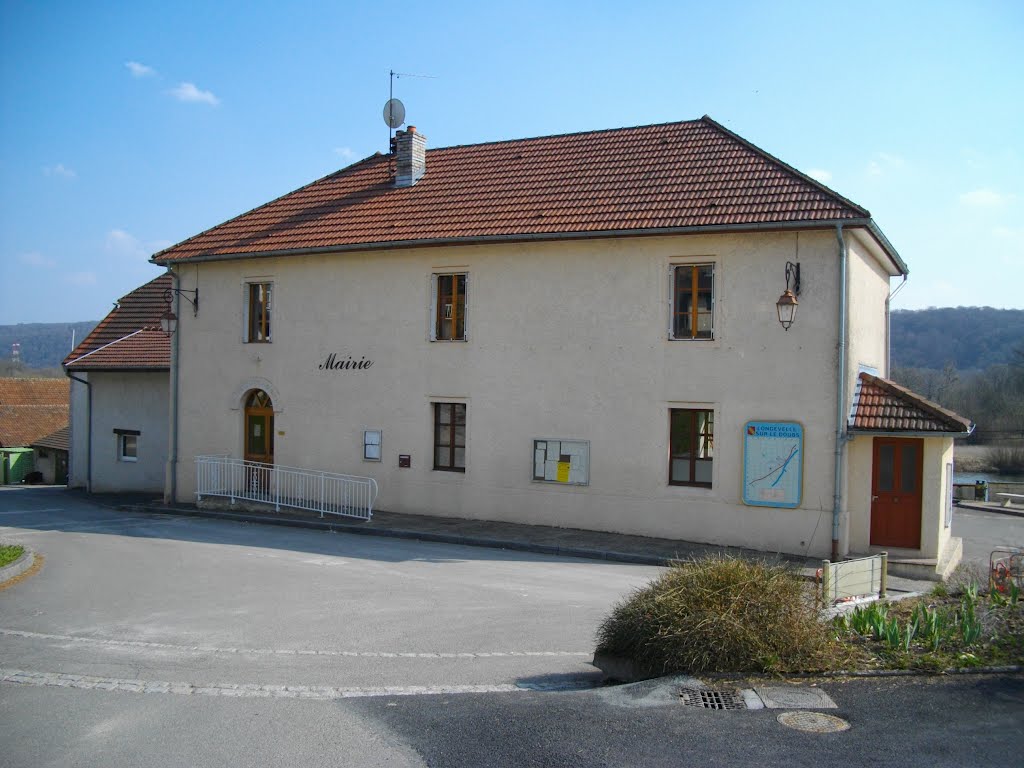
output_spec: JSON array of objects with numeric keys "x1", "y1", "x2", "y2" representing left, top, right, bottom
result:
[
  {"x1": 777, "y1": 711, "x2": 850, "y2": 733},
  {"x1": 678, "y1": 687, "x2": 746, "y2": 710}
]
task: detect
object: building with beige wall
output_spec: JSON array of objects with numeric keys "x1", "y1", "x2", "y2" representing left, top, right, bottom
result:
[
  {"x1": 65, "y1": 275, "x2": 171, "y2": 494},
  {"x1": 151, "y1": 116, "x2": 972, "y2": 578}
]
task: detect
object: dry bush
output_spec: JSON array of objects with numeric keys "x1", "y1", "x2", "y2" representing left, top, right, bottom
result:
[
  {"x1": 595, "y1": 556, "x2": 838, "y2": 676},
  {"x1": 986, "y1": 446, "x2": 1024, "y2": 475}
]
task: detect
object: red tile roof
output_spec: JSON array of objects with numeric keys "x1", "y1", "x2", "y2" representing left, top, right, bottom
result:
[
  {"x1": 32, "y1": 425, "x2": 70, "y2": 452},
  {"x1": 0, "y1": 377, "x2": 69, "y2": 406},
  {"x1": 0, "y1": 406, "x2": 68, "y2": 448},
  {"x1": 849, "y1": 373, "x2": 973, "y2": 435},
  {"x1": 64, "y1": 275, "x2": 171, "y2": 371},
  {"x1": 153, "y1": 117, "x2": 896, "y2": 266},
  {"x1": 66, "y1": 329, "x2": 170, "y2": 371},
  {"x1": 0, "y1": 378, "x2": 70, "y2": 448}
]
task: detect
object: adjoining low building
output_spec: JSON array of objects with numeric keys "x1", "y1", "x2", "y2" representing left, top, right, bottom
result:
[
  {"x1": 145, "y1": 115, "x2": 970, "y2": 578},
  {"x1": 31, "y1": 425, "x2": 70, "y2": 484},
  {"x1": 0, "y1": 377, "x2": 69, "y2": 484},
  {"x1": 64, "y1": 274, "x2": 170, "y2": 494}
]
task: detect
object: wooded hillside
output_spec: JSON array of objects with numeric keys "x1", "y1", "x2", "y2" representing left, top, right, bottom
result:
[
  {"x1": 891, "y1": 307, "x2": 1024, "y2": 370},
  {"x1": 0, "y1": 322, "x2": 98, "y2": 369}
]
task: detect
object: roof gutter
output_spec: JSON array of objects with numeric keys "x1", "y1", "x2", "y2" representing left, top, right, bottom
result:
[
  {"x1": 64, "y1": 366, "x2": 170, "y2": 373},
  {"x1": 151, "y1": 218, "x2": 905, "y2": 270},
  {"x1": 847, "y1": 429, "x2": 975, "y2": 439}
]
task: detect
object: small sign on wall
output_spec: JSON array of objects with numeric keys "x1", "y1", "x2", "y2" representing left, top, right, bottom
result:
[
  {"x1": 398, "y1": 454, "x2": 411, "y2": 468},
  {"x1": 742, "y1": 421, "x2": 803, "y2": 508}
]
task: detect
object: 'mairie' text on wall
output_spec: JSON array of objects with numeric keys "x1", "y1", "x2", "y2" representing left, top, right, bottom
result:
[{"x1": 318, "y1": 353, "x2": 374, "y2": 371}]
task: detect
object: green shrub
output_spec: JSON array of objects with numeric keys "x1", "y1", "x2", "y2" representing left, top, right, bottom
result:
[{"x1": 595, "y1": 556, "x2": 837, "y2": 676}]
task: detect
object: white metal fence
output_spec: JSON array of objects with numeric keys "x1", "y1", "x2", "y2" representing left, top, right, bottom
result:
[
  {"x1": 820, "y1": 553, "x2": 887, "y2": 605},
  {"x1": 195, "y1": 455, "x2": 377, "y2": 520}
]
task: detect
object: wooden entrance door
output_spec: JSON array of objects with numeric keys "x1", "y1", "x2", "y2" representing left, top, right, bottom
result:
[
  {"x1": 244, "y1": 390, "x2": 274, "y2": 494},
  {"x1": 244, "y1": 390, "x2": 274, "y2": 464},
  {"x1": 870, "y1": 437, "x2": 923, "y2": 548}
]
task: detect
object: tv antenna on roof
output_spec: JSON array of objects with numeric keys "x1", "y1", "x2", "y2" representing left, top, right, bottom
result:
[{"x1": 383, "y1": 69, "x2": 437, "y2": 151}]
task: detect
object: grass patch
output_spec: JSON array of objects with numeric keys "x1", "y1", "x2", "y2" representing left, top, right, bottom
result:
[
  {"x1": 596, "y1": 557, "x2": 1024, "y2": 677},
  {"x1": 0, "y1": 544, "x2": 25, "y2": 568},
  {"x1": 595, "y1": 556, "x2": 845, "y2": 676}
]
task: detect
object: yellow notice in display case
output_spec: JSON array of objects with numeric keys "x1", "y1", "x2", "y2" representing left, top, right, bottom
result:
[{"x1": 556, "y1": 461, "x2": 570, "y2": 483}]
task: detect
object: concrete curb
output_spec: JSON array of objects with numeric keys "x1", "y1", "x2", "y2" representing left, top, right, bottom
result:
[
  {"x1": 956, "y1": 501, "x2": 1024, "y2": 519},
  {"x1": 122, "y1": 504, "x2": 677, "y2": 567},
  {"x1": 700, "y1": 665, "x2": 1024, "y2": 682},
  {"x1": 0, "y1": 547, "x2": 35, "y2": 586}
]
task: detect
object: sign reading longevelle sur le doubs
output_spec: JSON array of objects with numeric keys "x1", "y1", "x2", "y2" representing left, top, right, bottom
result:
[
  {"x1": 318, "y1": 353, "x2": 374, "y2": 371},
  {"x1": 742, "y1": 421, "x2": 803, "y2": 508}
]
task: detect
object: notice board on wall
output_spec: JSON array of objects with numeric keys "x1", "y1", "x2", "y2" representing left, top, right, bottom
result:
[{"x1": 533, "y1": 439, "x2": 589, "y2": 486}]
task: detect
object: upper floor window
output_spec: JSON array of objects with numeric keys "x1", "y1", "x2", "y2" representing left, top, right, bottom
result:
[
  {"x1": 432, "y1": 273, "x2": 467, "y2": 341},
  {"x1": 246, "y1": 282, "x2": 272, "y2": 343},
  {"x1": 671, "y1": 264, "x2": 714, "y2": 340}
]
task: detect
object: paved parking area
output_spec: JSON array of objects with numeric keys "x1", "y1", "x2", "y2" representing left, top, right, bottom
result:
[{"x1": 0, "y1": 486, "x2": 662, "y2": 694}]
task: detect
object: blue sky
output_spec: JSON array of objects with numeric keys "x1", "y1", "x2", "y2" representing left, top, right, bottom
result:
[{"x1": 1, "y1": 0, "x2": 1021, "y2": 324}]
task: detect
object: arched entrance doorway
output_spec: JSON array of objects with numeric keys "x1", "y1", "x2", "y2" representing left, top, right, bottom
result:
[
  {"x1": 244, "y1": 389, "x2": 274, "y2": 465},
  {"x1": 244, "y1": 390, "x2": 274, "y2": 496}
]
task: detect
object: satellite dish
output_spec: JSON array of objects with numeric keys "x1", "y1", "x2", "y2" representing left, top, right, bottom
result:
[{"x1": 383, "y1": 98, "x2": 405, "y2": 129}]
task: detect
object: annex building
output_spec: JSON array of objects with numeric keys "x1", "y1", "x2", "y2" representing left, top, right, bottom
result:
[
  {"x1": 146, "y1": 116, "x2": 972, "y2": 577},
  {"x1": 64, "y1": 274, "x2": 171, "y2": 494}
]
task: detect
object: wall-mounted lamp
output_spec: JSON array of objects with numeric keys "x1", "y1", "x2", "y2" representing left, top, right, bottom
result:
[
  {"x1": 160, "y1": 286, "x2": 199, "y2": 337},
  {"x1": 776, "y1": 261, "x2": 801, "y2": 331}
]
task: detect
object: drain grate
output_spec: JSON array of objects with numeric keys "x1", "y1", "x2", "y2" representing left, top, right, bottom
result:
[{"x1": 678, "y1": 687, "x2": 747, "y2": 710}]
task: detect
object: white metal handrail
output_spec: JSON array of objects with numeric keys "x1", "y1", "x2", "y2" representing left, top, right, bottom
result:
[{"x1": 195, "y1": 455, "x2": 377, "y2": 520}]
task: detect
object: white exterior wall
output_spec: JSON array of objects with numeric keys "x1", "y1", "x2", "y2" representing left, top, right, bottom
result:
[
  {"x1": 32, "y1": 448, "x2": 57, "y2": 484},
  {"x1": 926, "y1": 439, "x2": 955, "y2": 560},
  {"x1": 838, "y1": 233, "x2": 897, "y2": 551},
  {"x1": 89, "y1": 371, "x2": 169, "y2": 493},
  {"x1": 170, "y1": 230, "x2": 863, "y2": 556},
  {"x1": 846, "y1": 232, "x2": 891, "y2": 382},
  {"x1": 67, "y1": 374, "x2": 90, "y2": 489}
]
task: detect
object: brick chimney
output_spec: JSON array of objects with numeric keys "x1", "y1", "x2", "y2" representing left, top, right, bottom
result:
[{"x1": 394, "y1": 126, "x2": 426, "y2": 187}]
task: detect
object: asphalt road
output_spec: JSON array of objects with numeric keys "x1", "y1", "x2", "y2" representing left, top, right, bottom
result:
[
  {"x1": 2, "y1": 486, "x2": 1023, "y2": 767},
  {"x1": 953, "y1": 503, "x2": 1024, "y2": 575}
]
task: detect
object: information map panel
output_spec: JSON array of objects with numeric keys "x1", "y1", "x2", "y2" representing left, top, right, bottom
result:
[{"x1": 742, "y1": 421, "x2": 803, "y2": 508}]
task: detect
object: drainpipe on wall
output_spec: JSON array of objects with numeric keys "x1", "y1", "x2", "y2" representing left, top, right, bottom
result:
[
  {"x1": 65, "y1": 371, "x2": 92, "y2": 493},
  {"x1": 832, "y1": 224, "x2": 848, "y2": 562},
  {"x1": 166, "y1": 269, "x2": 180, "y2": 504},
  {"x1": 885, "y1": 275, "x2": 908, "y2": 375}
]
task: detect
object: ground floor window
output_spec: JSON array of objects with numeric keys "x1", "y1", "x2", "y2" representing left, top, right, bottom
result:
[
  {"x1": 115, "y1": 429, "x2": 139, "y2": 462},
  {"x1": 669, "y1": 408, "x2": 713, "y2": 487},
  {"x1": 433, "y1": 403, "x2": 466, "y2": 472}
]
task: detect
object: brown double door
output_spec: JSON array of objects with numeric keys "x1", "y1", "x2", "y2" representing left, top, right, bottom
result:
[{"x1": 870, "y1": 437, "x2": 923, "y2": 549}]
